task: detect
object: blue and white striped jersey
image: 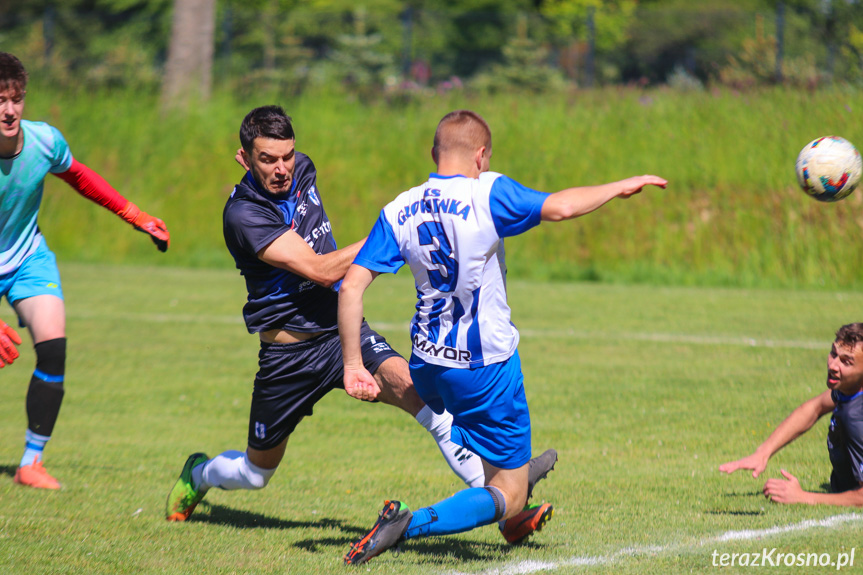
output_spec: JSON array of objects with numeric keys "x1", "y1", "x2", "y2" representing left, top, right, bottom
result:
[{"x1": 355, "y1": 171, "x2": 548, "y2": 369}]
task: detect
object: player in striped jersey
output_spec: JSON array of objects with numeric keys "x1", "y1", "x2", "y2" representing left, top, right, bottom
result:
[
  {"x1": 339, "y1": 110, "x2": 666, "y2": 564},
  {"x1": 165, "y1": 105, "x2": 489, "y2": 523},
  {"x1": 165, "y1": 106, "x2": 558, "y2": 546}
]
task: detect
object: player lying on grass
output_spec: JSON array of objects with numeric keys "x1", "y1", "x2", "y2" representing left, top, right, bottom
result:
[
  {"x1": 338, "y1": 109, "x2": 667, "y2": 565},
  {"x1": 164, "y1": 106, "x2": 557, "y2": 546},
  {"x1": 0, "y1": 52, "x2": 170, "y2": 490},
  {"x1": 720, "y1": 323, "x2": 863, "y2": 507}
]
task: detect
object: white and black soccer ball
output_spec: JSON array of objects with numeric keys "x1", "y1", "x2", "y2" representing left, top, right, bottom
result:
[{"x1": 795, "y1": 136, "x2": 863, "y2": 202}]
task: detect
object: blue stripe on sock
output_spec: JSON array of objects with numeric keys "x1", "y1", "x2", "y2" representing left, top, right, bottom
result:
[
  {"x1": 34, "y1": 369, "x2": 64, "y2": 383},
  {"x1": 21, "y1": 429, "x2": 50, "y2": 467},
  {"x1": 404, "y1": 487, "x2": 498, "y2": 539}
]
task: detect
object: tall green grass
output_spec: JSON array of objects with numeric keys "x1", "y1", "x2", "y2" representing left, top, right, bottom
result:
[{"x1": 24, "y1": 85, "x2": 863, "y2": 288}]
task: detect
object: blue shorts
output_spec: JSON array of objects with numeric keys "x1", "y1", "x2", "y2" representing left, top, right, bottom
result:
[
  {"x1": 0, "y1": 239, "x2": 63, "y2": 306},
  {"x1": 409, "y1": 350, "x2": 531, "y2": 470}
]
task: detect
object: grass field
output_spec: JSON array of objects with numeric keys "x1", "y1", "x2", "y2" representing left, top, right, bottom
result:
[
  {"x1": 1, "y1": 262, "x2": 863, "y2": 574},
  {"x1": 22, "y1": 85, "x2": 863, "y2": 288}
]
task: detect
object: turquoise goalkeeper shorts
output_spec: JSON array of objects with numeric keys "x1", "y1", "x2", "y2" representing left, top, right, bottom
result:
[{"x1": 0, "y1": 239, "x2": 64, "y2": 306}]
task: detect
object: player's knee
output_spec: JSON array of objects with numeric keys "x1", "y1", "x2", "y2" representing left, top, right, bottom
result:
[
  {"x1": 242, "y1": 454, "x2": 276, "y2": 489},
  {"x1": 376, "y1": 357, "x2": 412, "y2": 394},
  {"x1": 34, "y1": 338, "x2": 66, "y2": 380},
  {"x1": 26, "y1": 338, "x2": 67, "y2": 437},
  {"x1": 377, "y1": 362, "x2": 425, "y2": 413}
]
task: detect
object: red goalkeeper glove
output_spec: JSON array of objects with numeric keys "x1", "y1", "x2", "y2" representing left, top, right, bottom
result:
[
  {"x1": 0, "y1": 319, "x2": 22, "y2": 368},
  {"x1": 118, "y1": 202, "x2": 170, "y2": 252}
]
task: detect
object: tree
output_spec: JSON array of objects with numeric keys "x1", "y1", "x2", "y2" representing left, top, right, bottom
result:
[
  {"x1": 0, "y1": 1, "x2": 171, "y2": 90},
  {"x1": 622, "y1": 0, "x2": 759, "y2": 83},
  {"x1": 161, "y1": 0, "x2": 216, "y2": 109},
  {"x1": 471, "y1": 12, "x2": 568, "y2": 92},
  {"x1": 328, "y1": 7, "x2": 397, "y2": 100},
  {"x1": 539, "y1": 0, "x2": 637, "y2": 52}
]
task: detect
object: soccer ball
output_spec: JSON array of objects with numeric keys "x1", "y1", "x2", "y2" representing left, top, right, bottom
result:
[{"x1": 795, "y1": 136, "x2": 863, "y2": 202}]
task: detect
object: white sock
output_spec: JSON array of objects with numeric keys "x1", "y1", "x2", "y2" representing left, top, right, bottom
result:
[
  {"x1": 195, "y1": 450, "x2": 276, "y2": 491},
  {"x1": 415, "y1": 405, "x2": 485, "y2": 487},
  {"x1": 20, "y1": 430, "x2": 50, "y2": 468}
]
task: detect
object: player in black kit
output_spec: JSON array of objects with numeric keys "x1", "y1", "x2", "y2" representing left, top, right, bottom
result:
[
  {"x1": 720, "y1": 323, "x2": 863, "y2": 506},
  {"x1": 164, "y1": 106, "x2": 557, "y2": 533}
]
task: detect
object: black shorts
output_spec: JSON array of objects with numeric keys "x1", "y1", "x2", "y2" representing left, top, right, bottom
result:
[{"x1": 247, "y1": 322, "x2": 402, "y2": 450}]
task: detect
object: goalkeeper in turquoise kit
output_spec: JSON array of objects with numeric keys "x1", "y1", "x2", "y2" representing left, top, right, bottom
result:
[{"x1": 0, "y1": 52, "x2": 170, "y2": 489}]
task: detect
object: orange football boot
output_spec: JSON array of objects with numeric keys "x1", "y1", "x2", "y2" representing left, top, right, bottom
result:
[{"x1": 14, "y1": 457, "x2": 61, "y2": 490}]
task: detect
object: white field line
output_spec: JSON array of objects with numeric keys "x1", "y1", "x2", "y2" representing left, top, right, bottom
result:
[
  {"x1": 66, "y1": 310, "x2": 245, "y2": 325},
  {"x1": 65, "y1": 312, "x2": 827, "y2": 350},
  {"x1": 443, "y1": 513, "x2": 863, "y2": 575},
  {"x1": 371, "y1": 323, "x2": 827, "y2": 351}
]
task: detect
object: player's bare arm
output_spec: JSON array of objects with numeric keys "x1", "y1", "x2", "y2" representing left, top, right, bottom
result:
[
  {"x1": 719, "y1": 390, "x2": 835, "y2": 478},
  {"x1": 541, "y1": 175, "x2": 667, "y2": 222},
  {"x1": 763, "y1": 469, "x2": 863, "y2": 506},
  {"x1": 257, "y1": 230, "x2": 365, "y2": 288},
  {"x1": 337, "y1": 264, "x2": 381, "y2": 401}
]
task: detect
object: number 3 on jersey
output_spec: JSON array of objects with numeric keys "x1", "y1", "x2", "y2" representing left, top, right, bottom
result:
[{"x1": 417, "y1": 221, "x2": 458, "y2": 292}]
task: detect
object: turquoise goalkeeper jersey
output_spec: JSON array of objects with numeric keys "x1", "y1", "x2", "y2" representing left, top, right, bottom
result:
[{"x1": 0, "y1": 120, "x2": 73, "y2": 275}]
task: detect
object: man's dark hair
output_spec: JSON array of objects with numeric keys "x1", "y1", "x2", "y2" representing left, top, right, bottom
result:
[
  {"x1": 240, "y1": 106, "x2": 295, "y2": 153},
  {"x1": 836, "y1": 323, "x2": 863, "y2": 349},
  {"x1": 0, "y1": 52, "x2": 28, "y2": 97}
]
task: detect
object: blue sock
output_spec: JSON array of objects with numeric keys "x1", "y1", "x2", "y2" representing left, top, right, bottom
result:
[
  {"x1": 404, "y1": 487, "x2": 503, "y2": 539},
  {"x1": 20, "y1": 429, "x2": 50, "y2": 467}
]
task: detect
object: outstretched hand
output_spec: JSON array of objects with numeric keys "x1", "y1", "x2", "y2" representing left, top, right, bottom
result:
[
  {"x1": 344, "y1": 366, "x2": 381, "y2": 402},
  {"x1": 763, "y1": 470, "x2": 805, "y2": 504},
  {"x1": 719, "y1": 452, "x2": 769, "y2": 478},
  {"x1": 133, "y1": 212, "x2": 170, "y2": 252},
  {"x1": 0, "y1": 319, "x2": 23, "y2": 367},
  {"x1": 119, "y1": 202, "x2": 170, "y2": 252},
  {"x1": 617, "y1": 175, "x2": 668, "y2": 198}
]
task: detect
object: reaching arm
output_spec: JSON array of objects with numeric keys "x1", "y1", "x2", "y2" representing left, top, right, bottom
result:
[
  {"x1": 0, "y1": 318, "x2": 22, "y2": 368},
  {"x1": 52, "y1": 159, "x2": 170, "y2": 252},
  {"x1": 763, "y1": 469, "x2": 863, "y2": 506},
  {"x1": 257, "y1": 231, "x2": 365, "y2": 288},
  {"x1": 719, "y1": 390, "x2": 835, "y2": 478},
  {"x1": 337, "y1": 264, "x2": 381, "y2": 401},
  {"x1": 540, "y1": 175, "x2": 667, "y2": 222}
]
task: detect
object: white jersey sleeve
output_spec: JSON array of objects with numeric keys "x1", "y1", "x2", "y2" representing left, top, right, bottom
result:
[{"x1": 355, "y1": 171, "x2": 548, "y2": 369}]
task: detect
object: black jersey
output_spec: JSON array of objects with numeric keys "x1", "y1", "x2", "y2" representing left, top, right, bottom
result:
[
  {"x1": 827, "y1": 389, "x2": 863, "y2": 492},
  {"x1": 223, "y1": 152, "x2": 339, "y2": 333}
]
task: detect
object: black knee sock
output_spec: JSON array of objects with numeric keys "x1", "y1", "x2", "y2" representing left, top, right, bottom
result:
[{"x1": 26, "y1": 338, "x2": 66, "y2": 436}]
